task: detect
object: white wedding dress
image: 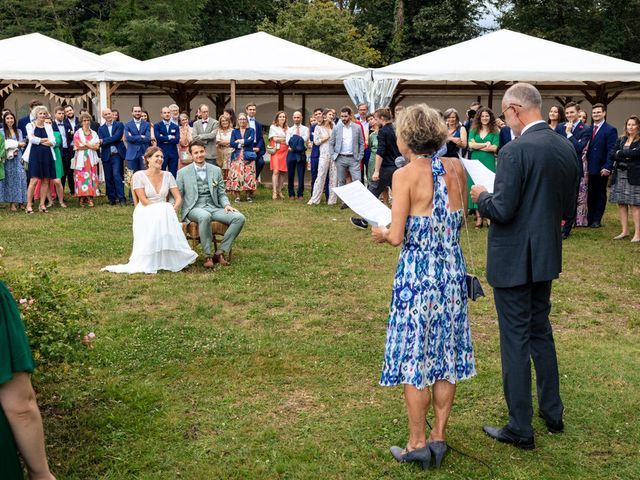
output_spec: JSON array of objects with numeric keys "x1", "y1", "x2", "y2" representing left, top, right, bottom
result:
[{"x1": 102, "y1": 171, "x2": 197, "y2": 274}]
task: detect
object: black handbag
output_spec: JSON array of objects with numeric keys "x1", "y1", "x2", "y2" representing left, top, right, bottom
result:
[{"x1": 466, "y1": 274, "x2": 485, "y2": 301}]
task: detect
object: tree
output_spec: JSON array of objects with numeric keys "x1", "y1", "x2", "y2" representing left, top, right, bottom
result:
[
  {"x1": 259, "y1": 0, "x2": 382, "y2": 67},
  {"x1": 492, "y1": 0, "x2": 640, "y2": 63},
  {"x1": 0, "y1": 0, "x2": 77, "y2": 43}
]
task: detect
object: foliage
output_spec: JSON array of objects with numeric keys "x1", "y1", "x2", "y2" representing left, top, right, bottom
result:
[
  {"x1": 492, "y1": 0, "x2": 640, "y2": 63},
  {"x1": 2, "y1": 262, "x2": 91, "y2": 369},
  {"x1": 259, "y1": 0, "x2": 382, "y2": 67}
]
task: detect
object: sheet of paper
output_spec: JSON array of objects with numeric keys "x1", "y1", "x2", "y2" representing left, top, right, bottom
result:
[
  {"x1": 332, "y1": 181, "x2": 392, "y2": 227},
  {"x1": 459, "y1": 155, "x2": 496, "y2": 193}
]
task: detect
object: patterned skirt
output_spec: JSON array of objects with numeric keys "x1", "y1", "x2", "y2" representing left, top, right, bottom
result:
[
  {"x1": 74, "y1": 157, "x2": 99, "y2": 197},
  {"x1": 227, "y1": 152, "x2": 256, "y2": 192},
  {"x1": 610, "y1": 169, "x2": 640, "y2": 206}
]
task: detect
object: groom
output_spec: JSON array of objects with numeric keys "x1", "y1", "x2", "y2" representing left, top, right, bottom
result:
[{"x1": 177, "y1": 140, "x2": 245, "y2": 268}]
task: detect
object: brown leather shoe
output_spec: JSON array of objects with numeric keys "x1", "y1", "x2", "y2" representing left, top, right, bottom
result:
[
  {"x1": 213, "y1": 252, "x2": 230, "y2": 266},
  {"x1": 203, "y1": 257, "x2": 214, "y2": 268}
]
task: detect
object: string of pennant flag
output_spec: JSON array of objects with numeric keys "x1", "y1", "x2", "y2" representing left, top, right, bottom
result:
[{"x1": 34, "y1": 82, "x2": 94, "y2": 105}]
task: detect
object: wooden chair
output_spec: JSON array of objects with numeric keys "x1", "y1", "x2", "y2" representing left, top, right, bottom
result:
[{"x1": 181, "y1": 221, "x2": 231, "y2": 259}]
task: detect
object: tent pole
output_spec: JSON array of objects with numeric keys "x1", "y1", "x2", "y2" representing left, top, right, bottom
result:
[
  {"x1": 230, "y1": 80, "x2": 237, "y2": 112},
  {"x1": 98, "y1": 81, "x2": 109, "y2": 121},
  {"x1": 302, "y1": 93, "x2": 306, "y2": 123}
]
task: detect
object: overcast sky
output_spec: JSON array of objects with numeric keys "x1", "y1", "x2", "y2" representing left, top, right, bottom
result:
[{"x1": 478, "y1": 3, "x2": 499, "y2": 30}]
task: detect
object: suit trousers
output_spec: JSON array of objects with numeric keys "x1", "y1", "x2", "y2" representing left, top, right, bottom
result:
[
  {"x1": 336, "y1": 155, "x2": 361, "y2": 186},
  {"x1": 62, "y1": 147, "x2": 75, "y2": 195},
  {"x1": 162, "y1": 154, "x2": 178, "y2": 179},
  {"x1": 255, "y1": 155, "x2": 265, "y2": 180},
  {"x1": 287, "y1": 155, "x2": 306, "y2": 198},
  {"x1": 493, "y1": 281, "x2": 563, "y2": 438},
  {"x1": 186, "y1": 207, "x2": 245, "y2": 255},
  {"x1": 587, "y1": 174, "x2": 609, "y2": 224},
  {"x1": 103, "y1": 154, "x2": 125, "y2": 202}
]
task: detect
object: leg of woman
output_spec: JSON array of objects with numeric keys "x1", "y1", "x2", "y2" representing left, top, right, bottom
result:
[
  {"x1": 39, "y1": 179, "x2": 49, "y2": 210},
  {"x1": 308, "y1": 156, "x2": 330, "y2": 205},
  {"x1": 272, "y1": 171, "x2": 279, "y2": 200},
  {"x1": 631, "y1": 205, "x2": 640, "y2": 242},
  {"x1": 429, "y1": 380, "x2": 456, "y2": 442},
  {"x1": 26, "y1": 178, "x2": 39, "y2": 212},
  {"x1": 10, "y1": 203, "x2": 17, "y2": 212},
  {"x1": 404, "y1": 384, "x2": 430, "y2": 450},
  {"x1": 88, "y1": 196, "x2": 94, "y2": 207},
  {"x1": 615, "y1": 204, "x2": 629, "y2": 238},
  {"x1": 475, "y1": 210, "x2": 483, "y2": 228},
  {"x1": 278, "y1": 172, "x2": 285, "y2": 199},
  {"x1": 0, "y1": 373, "x2": 55, "y2": 480},
  {"x1": 54, "y1": 179, "x2": 65, "y2": 207}
]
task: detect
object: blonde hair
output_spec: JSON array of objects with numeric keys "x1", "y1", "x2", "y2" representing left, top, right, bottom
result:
[
  {"x1": 32, "y1": 105, "x2": 49, "y2": 117},
  {"x1": 79, "y1": 112, "x2": 93, "y2": 123},
  {"x1": 396, "y1": 104, "x2": 448, "y2": 156}
]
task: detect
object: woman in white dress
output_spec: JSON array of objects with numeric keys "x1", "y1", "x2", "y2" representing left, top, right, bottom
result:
[
  {"x1": 102, "y1": 147, "x2": 197, "y2": 274},
  {"x1": 307, "y1": 108, "x2": 338, "y2": 205}
]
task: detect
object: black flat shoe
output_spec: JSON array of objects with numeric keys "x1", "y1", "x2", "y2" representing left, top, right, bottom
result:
[
  {"x1": 538, "y1": 412, "x2": 564, "y2": 433},
  {"x1": 483, "y1": 425, "x2": 535, "y2": 450},
  {"x1": 390, "y1": 446, "x2": 431, "y2": 470},
  {"x1": 428, "y1": 441, "x2": 448, "y2": 468}
]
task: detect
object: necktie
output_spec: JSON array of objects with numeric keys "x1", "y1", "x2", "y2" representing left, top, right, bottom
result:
[
  {"x1": 296, "y1": 126, "x2": 300, "y2": 135},
  {"x1": 591, "y1": 125, "x2": 599, "y2": 140}
]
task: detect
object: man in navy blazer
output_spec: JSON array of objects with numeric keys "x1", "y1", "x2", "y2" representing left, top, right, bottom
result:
[
  {"x1": 98, "y1": 108, "x2": 127, "y2": 205},
  {"x1": 124, "y1": 106, "x2": 151, "y2": 173},
  {"x1": 246, "y1": 103, "x2": 266, "y2": 180},
  {"x1": 555, "y1": 102, "x2": 590, "y2": 237},
  {"x1": 585, "y1": 103, "x2": 618, "y2": 228},
  {"x1": 18, "y1": 100, "x2": 42, "y2": 138},
  {"x1": 498, "y1": 125, "x2": 514, "y2": 151},
  {"x1": 155, "y1": 106, "x2": 180, "y2": 178}
]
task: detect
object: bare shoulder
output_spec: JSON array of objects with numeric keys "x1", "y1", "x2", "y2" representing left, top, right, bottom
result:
[{"x1": 442, "y1": 156, "x2": 465, "y2": 180}]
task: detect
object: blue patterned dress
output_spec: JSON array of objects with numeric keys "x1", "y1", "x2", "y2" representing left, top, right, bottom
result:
[{"x1": 380, "y1": 157, "x2": 476, "y2": 389}]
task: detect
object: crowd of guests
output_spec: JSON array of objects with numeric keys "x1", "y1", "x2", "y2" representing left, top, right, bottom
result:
[{"x1": 1, "y1": 97, "x2": 639, "y2": 241}]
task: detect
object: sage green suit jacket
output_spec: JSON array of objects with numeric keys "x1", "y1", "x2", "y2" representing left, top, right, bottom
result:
[{"x1": 176, "y1": 162, "x2": 230, "y2": 223}]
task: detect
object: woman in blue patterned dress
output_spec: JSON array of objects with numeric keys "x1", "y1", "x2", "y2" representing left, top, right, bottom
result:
[
  {"x1": 372, "y1": 104, "x2": 476, "y2": 470},
  {"x1": 0, "y1": 111, "x2": 27, "y2": 210}
]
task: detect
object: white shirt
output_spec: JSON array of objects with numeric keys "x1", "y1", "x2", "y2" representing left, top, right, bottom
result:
[
  {"x1": 194, "y1": 163, "x2": 207, "y2": 181},
  {"x1": 520, "y1": 120, "x2": 547, "y2": 136},
  {"x1": 248, "y1": 117, "x2": 256, "y2": 131},
  {"x1": 339, "y1": 122, "x2": 353, "y2": 155},
  {"x1": 56, "y1": 121, "x2": 68, "y2": 148},
  {"x1": 285, "y1": 124, "x2": 309, "y2": 143}
]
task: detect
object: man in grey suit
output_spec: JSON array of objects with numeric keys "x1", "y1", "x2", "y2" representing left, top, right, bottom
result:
[
  {"x1": 471, "y1": 83, "x2": 580, "y2": 449},
  {"x1": 177, "y1": 140, "x2": 245, "y2": 268},
  {"x1": 192, "y1": 104, "x2": 219, "y2": 166},
  {"x1": 329, "y1": 106, "x2": 365, "y2": 187}
]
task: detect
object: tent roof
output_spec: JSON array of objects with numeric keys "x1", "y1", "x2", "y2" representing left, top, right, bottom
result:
[
  {"x1": 100, "y1": 51, "x2": 140, "y2": 67},
  {"x1": 0, "y1": 32, "x2": 107, "y2": 81},
  {"x1": 373, "y1": 29, "x2": 640, "y2": 83},
  {"x1": 105, "y1": 32, "x2": 368, "y2": 82}
]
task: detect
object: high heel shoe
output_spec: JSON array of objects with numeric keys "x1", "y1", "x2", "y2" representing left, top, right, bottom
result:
[
  {"x1": 428, "y1": 441, "x2": 448, "y2": 468},
  {"x1": 613, "y1": 233, "x2": 629, "y2": 240},
  {"x1": 38, "y1": 205, "x2": 48, "y2": 213},
  {"x1": 390, "y1": 446, "x2": 431, "y2": 470}
]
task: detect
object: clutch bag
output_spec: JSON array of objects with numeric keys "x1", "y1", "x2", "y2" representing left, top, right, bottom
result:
[{"x1": 466, "y1": 274, "x2": 485, "y2": 301}]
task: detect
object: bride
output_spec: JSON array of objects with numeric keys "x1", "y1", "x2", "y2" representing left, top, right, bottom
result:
[{"x1": 102, "y1": 146, "x2": 197, "y2": 274}]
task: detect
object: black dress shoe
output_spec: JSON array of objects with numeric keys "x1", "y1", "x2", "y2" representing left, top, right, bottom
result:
[
  {"x1": 483, "y1": 425, "x2": 535, "y2": 450},
  {"x1": 589, "y1": 222, "x2": 602, "y2": 228},
  {"x1": 389, "y1": 446, "x2": 431, "y2": 470},
  {"x1": 340, "y1": 202, "x2": 349, "y2": 210},
  {"x1": 350, "y1": 217, "x2": 369, "y2": 230},
  {"x1": 538, "y1": 412, "x2": 564, "y2": 433}
]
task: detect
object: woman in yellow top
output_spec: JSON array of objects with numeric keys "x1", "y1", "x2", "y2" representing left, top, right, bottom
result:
[{"x1": 467, "y1": 107, "x2": 499, "y2": 228}]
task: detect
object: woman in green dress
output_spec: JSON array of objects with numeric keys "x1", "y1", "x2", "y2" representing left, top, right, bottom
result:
[
  {"x1": 467, "y1": 107, "x2": 499, "y2": 228},
  {"x1": 44, "y1": 116, "x2": 66, "y2": 208},
  {"x1": 0, "y1": 281, "x2": 56, "y2": 480}
]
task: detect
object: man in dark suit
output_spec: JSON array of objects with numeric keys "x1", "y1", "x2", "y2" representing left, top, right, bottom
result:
[
  {"x1": 124, "y1": 105, "x2": 151, "y2": 173},
  {"x1": 555, "y1": 101, "x2": 590, "y2": 238},
  {"x1": 585, "y1": 103, "x2": 617, "y2": 228},
  {"x1": 98, "y1": 108, "x2": 127, "y2": 205},
  {"x1": 471, "y1": 83, "x2": 580, "y2": 450},
  {"x1": 155, "y1": 106, "x2": 180, "y2": 178},
  {"x1": 245, "y1": 103, "x2": 266, "y2": 181},
  {"x1": 18, "y1": 99, "x2": 42, "y2": 138},
  {"x1": 62, "y1": 105, "x2": 80, "y2": 195}
]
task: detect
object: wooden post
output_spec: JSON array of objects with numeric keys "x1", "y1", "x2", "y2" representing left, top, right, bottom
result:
[
  {"x1": 230, "y1": 80, "x2": 237, "y2": 112},
  {"x1": 278, "y1": 87, "x2": 285, "y2": 111},
  {"x1": 301, "y1": 93, "x2": 306, "y2": 124}
]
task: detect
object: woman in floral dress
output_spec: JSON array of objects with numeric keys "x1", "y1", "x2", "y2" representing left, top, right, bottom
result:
[{"x1": 72, "y1": 113, "x2": 100, "y2": 207}]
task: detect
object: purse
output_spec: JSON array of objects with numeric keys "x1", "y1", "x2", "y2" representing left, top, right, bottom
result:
[
  {"x1": 244, "y1": 151, "x2": 257, "y2": 162},
  {"x1": 180, "y1": 150, "x2": 192, "y2": 165},
  {"x1": 466, "y1": 274, "x2": 485, "y2": 301},
  {"x1": 266, "y1": 139, "x2": 277, "y2": 155}
]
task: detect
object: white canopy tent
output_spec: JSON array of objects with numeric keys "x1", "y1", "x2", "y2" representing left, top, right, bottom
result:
[
  {"x1": 100, "y1": 51, "x2": 141, "y2": 68},
  {"x1": 373, "y1": 29, "x2": 640, "y2": 108},
  {"x1": 0, "y1": 32, "x2": 107, "y2": 81}
]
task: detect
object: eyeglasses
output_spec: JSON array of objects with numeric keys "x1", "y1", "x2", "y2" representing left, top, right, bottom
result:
[{"x1": 500, "y1": 104, "x2": 523, "y2": 117}]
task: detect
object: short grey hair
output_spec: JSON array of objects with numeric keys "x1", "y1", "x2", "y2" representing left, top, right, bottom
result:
[{"x1": 503, "y1": 83, "x2": 542, "y2": 109}]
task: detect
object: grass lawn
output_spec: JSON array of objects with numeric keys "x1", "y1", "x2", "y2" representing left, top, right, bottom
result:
[{"x1": 1, "y1": 189, "x2": 639, "y2": 480}]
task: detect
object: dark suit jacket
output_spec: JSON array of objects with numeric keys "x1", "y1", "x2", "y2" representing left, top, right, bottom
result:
[
  {"x1": 586, "y1": 121, "x2": 617, "y2": 174},
  {"x1": 154, "y1": 120, "x2": 180, "y2": 160},
  {"x1": 98, "y1": 122, "x2": 126, "y2": 160},
  {"x1": 124, "y1": 120, "x2": 151, "y2": 162},
  {"x1": 249, "y1": 118, "x2": 265, "y2": 158},
  {"x1": 477, "y1": 122, "x2": 580, "y2": 288},
  {"x1": 63, "y1": 117, "x2": 80, "y2": 148},
  {"x1": 498, "y1": 126, "x2": 513, "y2": 151},
  {"x1": 18, "y1": 115, "x2": 32, "y2": 139},
  {"x1": 229, "y1": 127, "x2": 255, "y2": 161},
  {"x1": 287, "y1": 134, "x2": 307, "y2": 163}
]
